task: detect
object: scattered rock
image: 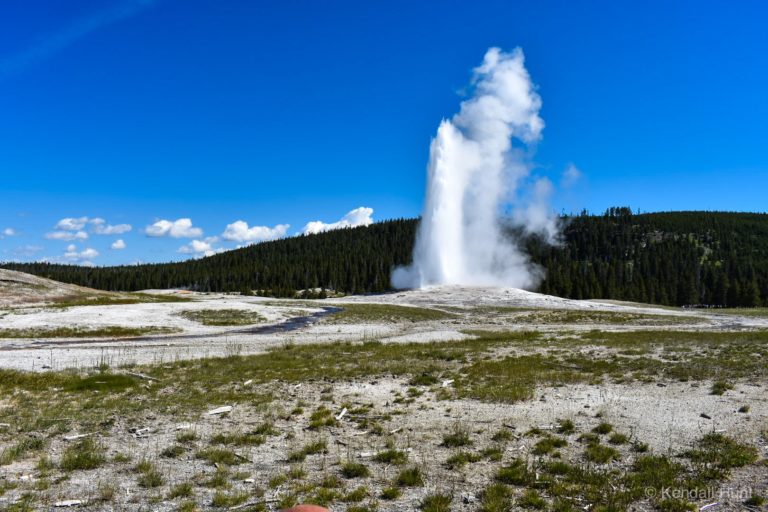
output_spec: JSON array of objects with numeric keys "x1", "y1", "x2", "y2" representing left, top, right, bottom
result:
[
  {"x1": 54, "y1": 500, "x2": 84, "y2": 507},
  {"x1": 206, "y1": 405, "x2": 233, "y2": 415},
  {"x1": 129, "y1": 427, "x2": 151, "y2": 438},
  {"x1": 63, "y1": 433, "x2": 92, "y2": 441}
]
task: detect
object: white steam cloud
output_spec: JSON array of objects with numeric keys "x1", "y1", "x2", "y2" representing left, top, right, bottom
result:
[{"x1": 393, "y1": 47, "x2": 556, "y2": 289}]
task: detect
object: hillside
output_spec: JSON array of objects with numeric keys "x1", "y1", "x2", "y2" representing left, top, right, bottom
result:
[
  {"x1": 0, "y1": 268, "x2": 114, "y2": 308},
  {"x1": 2, "y1": 210, "x2": 767, "y2": 307}
]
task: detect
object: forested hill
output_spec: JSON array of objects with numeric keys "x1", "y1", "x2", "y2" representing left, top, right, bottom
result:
[{"x1": 3, "y1": 210, "x2": 767, "y2": 307}]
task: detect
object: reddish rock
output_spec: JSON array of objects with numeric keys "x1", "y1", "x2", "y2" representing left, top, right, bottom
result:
[{"x1": 281, "y1": 506, "x2": 330, "y2": 512}]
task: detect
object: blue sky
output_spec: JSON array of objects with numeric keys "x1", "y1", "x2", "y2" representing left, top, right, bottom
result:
[{"x1": 1, "y1": 0, "x2": 766, "y2": 265}]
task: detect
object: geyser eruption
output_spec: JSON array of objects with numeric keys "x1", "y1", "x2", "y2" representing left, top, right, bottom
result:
[{"x1": 392, "y1": 47, "x2": 548, "y2": 289}]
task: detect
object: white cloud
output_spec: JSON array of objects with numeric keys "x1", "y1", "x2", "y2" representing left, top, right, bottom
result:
[
  {"x1": 45, "y1": 230, "x2": 89, "y2": 241},
  {"x1": 63, "y1": 245, "x2": 99, "y2": 263},
  {"x1": 561, "y1": 163, "x2": 582, "y2": 188},
  {"x1": 111, "y1": 239, "x2": 126, "y2": 250},
  {"x1": 222, "y1": 221, "x2": 290, "y2": 243},
  {"x1": 80, "y1": 248, "x2": 99, "y2": 259},
  {"x1": 145, "y1": 218, "x2": 203, "y2": 238},
  {"x1": 302, "y1": 207, "x2": 374, "y2": 235},
  {"x1": 2, "y1": 227, "x2": 17, "y2": 237},
  {"x1": 56, "y1": 217, "x2": 89, "y2": 231},
  {"x1": 49, "y1": 216, "x2": 130, "y2": 238},
  {"x1": 90, "y1": 218, "x2": 132, "y2": 235},
  {"x1": 178, "y1": 237, "x2": 225, "y2": 257}
]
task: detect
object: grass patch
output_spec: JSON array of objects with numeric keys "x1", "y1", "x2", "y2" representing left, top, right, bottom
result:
[
  {"x1": 196, "y1": 447, "x2": 242, "y2": 466},
  {"x1": 343, "y1": 486, "x2": 368, "y2": 502},
  {"x1": 136, "y1": 463, "x2": 164, "y2": 488},
  {"x1": 179, "y1": 309, "x2": 265, "y2": 326},
  {"x1": 176, "y1": 430, "x2": 198, "y2": 443},
  {"x1": 683, "y1": 433, "x2": 758, "y2": 479},
  {"x1": 442, "y1": 423, "x2": 472, "y2": 447},
  {"x1": 519, "y1": 489, "x2": 547, "y2": 509},
  {"x1": 396, "y1": 466, "x2": 424, "y2": 487},
  {"x1": 330, "y1": 303, "x2": 455, "y2": 323},
  {"x1": 381, "y1": 486, "x2": 401, "y2": 500},
  {"x1": 160, "y1": 444, "x2": 185, "y2": 458},
  {"x1": 0, "y1": 325, "x2": 178, "y2": 338},
  {"x1": 66, "y1": 373, "x2": 138, "y2": 392},
  {"x1": 480, "y1": 483, "x2": 511, "y2": 512},
  {"x1": 592, "y1": 422, "x2": 613, "y2": 435},
  {"x1": 420, "y1": 492, "x2": 452, "y2": 512},
  {"x1": 60, "y1": 437, "x2": 106, "y2": 471},
  {"x1": 584, "y1": 443, "x2": 621, "y2": 464},
  {"x1": 287, "y1": 439, "x2": 327, "y2": 463},
  {"x1": 373, "y1": 448, "x2": 408, "y2": 465},
  {"x1": 532, "y1": 436, "x2": 568, "y2": 455},
  {"x1": 608, "y1": 433, "x2": 629, "y2": 445},
  {"x1": 556, "y1": 419, "x2": 576, "y2": 435},
  {"x1": 308, "y1": 406, "x2": 337, "y2": 429},
  {"x1": 341, "y1": 461, "x2": 370, "y2": 478},
  {"x1": 491, "y1": 429, "x2": 513, "y2": 442},
  {"x1": 168, "y1": 482, "x2": 194, "y2": 499},
  {"x1": 0, "y1": 436, "x2": 45, "y2": 465},
  {"x1": 496, "y1": 458, "x2": 532, "y2": 485},
  {"x1": 710, "y1": 380, "x2": 734, "y2": 395},
  {"x1": 211, "y1": 490, "x2": 249, "y2": 507},
  {"x1": 210, "y1": 430, "x2": 266, "y2": 447},
  {"x1": 446, "y1": 451, "x2": 481, "y2": 468},
  {"x1": 51, "y1": 293, "x2": 191, "y2": 308}
]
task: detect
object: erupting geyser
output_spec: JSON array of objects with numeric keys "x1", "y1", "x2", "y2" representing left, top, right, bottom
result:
[{"x1": 393, "y1": 47, "x2": 549, "y2": 289}]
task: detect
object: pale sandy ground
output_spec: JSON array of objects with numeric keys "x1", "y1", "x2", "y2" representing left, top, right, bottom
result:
[
  {"x1": 1, "y1": 286, "x2": 767, "y2": 371},
  {"x1": 0, "y1": 282, "x2": 766, "y2": 510},
  {"x1": 0, "y1": 377, "x2": 765, "y2": 511}
]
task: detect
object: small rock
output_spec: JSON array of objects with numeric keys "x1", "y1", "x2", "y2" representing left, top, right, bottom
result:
[
  {"x1": 54, "y1": 500, "x2": 83, "y2": 507},
  {"x1": 700, "y1": 413, "x2": 712, "y2": 419},
  {"x1": 206, "y1": 405, "x2": 233, "y2": 416}
]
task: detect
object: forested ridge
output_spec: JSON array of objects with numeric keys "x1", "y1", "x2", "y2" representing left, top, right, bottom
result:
[{"x1": 3, "y1": 209, "x2": 767, "y2": 307}]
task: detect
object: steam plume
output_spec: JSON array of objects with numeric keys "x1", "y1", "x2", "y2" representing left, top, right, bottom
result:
[{"x1": 392, "y1": 47, "x2": 550, "y2": 289}]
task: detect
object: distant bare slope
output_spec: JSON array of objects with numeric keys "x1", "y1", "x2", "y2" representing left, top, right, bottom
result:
[{"x1": 0, "y1": 268, "x2": 111, "y2": 307}]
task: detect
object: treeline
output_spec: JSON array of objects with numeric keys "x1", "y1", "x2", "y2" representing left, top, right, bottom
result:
[
  {"x1": 528, "y1": 209, "x2": 768, "y2": 307},
  {"x1": 3, "y1": 210, "x2": 767, "y2": 307}
]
